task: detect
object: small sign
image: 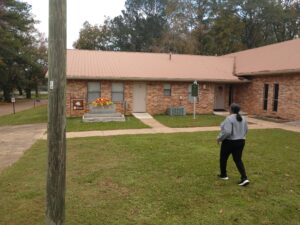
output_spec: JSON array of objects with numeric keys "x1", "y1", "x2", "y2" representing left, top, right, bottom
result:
[
  {"x1": 72, "y1": 99, "x2": 84, "y2": 110},
  {"x1": 11, "y1": 97, "x2": 15, "y2": 103},
  {"x1": 49, "y1": 81, "x2": 54, "y2": 90},
  {"x1": 192, "y1": 81, "x2": 198, "y2": 97}
]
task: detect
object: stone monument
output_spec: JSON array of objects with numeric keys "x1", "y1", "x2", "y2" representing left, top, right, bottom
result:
[{"x1": 82, "y1": 98, "x2": 125, "y2": 122}]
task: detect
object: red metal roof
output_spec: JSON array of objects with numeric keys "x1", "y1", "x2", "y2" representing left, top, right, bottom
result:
[
  {"x1": 65, "y1": 38, "x2": 300, "y2": 81},
  {"x1": 67, "y1": 50, "x2": 240, "y2": 82},
  {"x1": 225, "y1": 38, "x2": 300, "y2": 76}
]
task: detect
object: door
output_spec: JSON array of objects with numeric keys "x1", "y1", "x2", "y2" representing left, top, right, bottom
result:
[
  {"x1": 214, "y1": 85, "x2": 225, "y2": 110},
  {"x1": 133, "y1": 82, "x2": 146, "y2": 112}
]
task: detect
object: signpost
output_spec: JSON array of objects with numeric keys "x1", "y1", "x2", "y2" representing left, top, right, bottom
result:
[
  {"x1": 191, "y1": 81, "x2": 198, "y2": 119},
  {"x1": 11, "y1": 97, "x2": 15, "y2": 114}
]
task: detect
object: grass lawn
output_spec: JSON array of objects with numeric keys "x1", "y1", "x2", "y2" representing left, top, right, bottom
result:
[
  {"x1": 36, "y1": 93, "x2": 48, "y2": 100},
  {"x1": 66, "y1": 116, "x2": 149, "y2": 132},
  {"x1": 0, "y1": 129, "x2": 299, "y2": 225},
  {"x1": 0, "y1": 105, "x2": 48, "y2": 126},
  {"x1": 154, "y1": 114, "x2": 225, "y2": 127},
  {"x1": 0, "y1": 105, "x2": 149, "y2": 131}
]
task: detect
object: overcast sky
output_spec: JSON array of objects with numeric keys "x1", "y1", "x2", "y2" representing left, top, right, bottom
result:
[{"x1": 23, "y1": 0, "x2": 126, "y2": 48}]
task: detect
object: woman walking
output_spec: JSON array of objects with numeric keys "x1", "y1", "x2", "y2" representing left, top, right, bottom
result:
[{"x1": 217, "y1": 103, "x2": 249, "y2": 186}]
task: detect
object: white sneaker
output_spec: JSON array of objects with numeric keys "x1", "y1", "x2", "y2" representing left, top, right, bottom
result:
[
  {"x1": 238, "y1": 179, "x2": 250, "y2": 186},
  {"x1": 218, "y1": 175, "x2": 229, "y2": 180}
]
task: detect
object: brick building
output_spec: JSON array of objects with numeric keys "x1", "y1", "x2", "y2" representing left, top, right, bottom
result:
[{"x1": 66, "y1": 39, "x2": 300, "y2": 120}]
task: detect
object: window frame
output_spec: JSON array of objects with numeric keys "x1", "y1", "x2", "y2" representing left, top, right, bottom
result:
[
  {"x1": 163, "y1": 83, "x2": 171, "y2": 96},
  {"x1": 263, "y1": 83, "x2": 269, "y2": 111},
  {"x1": 272, "y1": 83, "x2": 279, "y2": 112},
  {"x1": 87, "y1": 82, "x2": 101, "y2": 103},
  {"x1": 111, "y1": 82, "x2": 124, "y2": 102}
]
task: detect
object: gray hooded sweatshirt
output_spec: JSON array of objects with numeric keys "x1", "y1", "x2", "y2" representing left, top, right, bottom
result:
[{"x1": 217, "y1": 114, "x2": 248, "y2": 141}]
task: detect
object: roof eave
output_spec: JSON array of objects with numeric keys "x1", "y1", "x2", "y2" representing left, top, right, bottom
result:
[
  {"x1": 66, "y1": 75, "x2": 247, "y2": 83},
  {"x1": 236, "y1": 68, "x2": 300, "y2": 76}
]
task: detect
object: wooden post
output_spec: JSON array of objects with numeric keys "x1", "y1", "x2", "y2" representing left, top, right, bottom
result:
[{"x1": 46, "y1": 0, "x2": 67, "y2": 224}]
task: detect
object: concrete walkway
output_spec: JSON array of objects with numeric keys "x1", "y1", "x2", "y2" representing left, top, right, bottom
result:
[
  {"x1": 0, "y1": 123, "x2": 46, "y2": 172},
  {"x1": 247, "y1": 117, "x2": 300, "y2": 133},
  {"x1": 132, "y1": 113, "x2": 167, "y2": 128},
  {"x1": 40, "y1": 114, "x2": 300, "y2": 140}
]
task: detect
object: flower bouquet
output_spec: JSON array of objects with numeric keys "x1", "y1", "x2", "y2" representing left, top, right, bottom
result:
[
  {"x1": 89, "y1": 98, "x2": 115, "y2": 114},
  {"x1": 91, "y1": 98, "x2": 113, "y2": 107}
]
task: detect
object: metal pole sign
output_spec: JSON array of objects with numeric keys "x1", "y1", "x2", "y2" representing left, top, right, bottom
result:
[
  {"x1": 11, "y1": 97, "x2": 16, "y2": 114},
  {"x1": 192, "y1": 81, "x2": 198, "y2": 119}
]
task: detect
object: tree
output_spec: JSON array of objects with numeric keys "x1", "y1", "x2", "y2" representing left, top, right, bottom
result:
[
  {"x1": 21, "y1": 32, "x2": 48, "y2": 98},
  {"x1": 73, "y1": 21, "x2": 111, "y2": 50},
  {"x1": 0, "y1": 0, "x2": 46, "y2": 102},
  {"x1": 0, "y1": 0, "x2": 33, "y2": 101},
  {"x1": 201, "y1": 9, "x2": 246, "y2": 55},
  {"x1": 262, "y1": 0, "x2": 300, "y2": 43},
  {"x1": 196, "y1": 0, "x2": 300, "y2": 53},
  {"x1": 73, "y1": 0, "x2": 300, "y2": 55},
  {"x1": 74, "y1": 0, "x2": 168, "y2": 52}
]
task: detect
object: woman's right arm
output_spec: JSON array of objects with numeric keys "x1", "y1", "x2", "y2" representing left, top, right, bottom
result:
[{"x1": 217, "y1": 118, "x2": 232, "y2": 141}]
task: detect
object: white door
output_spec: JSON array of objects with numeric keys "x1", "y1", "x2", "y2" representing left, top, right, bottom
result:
[
  {"x1": 214, "y1": 85, "x2": 225, "y2": 109},
  {"x1": 133, "y1": 83, "x2": 146, "y2": 112}
]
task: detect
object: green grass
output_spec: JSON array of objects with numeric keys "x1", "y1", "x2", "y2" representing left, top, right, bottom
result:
[
  {"x1": 154, "y1": 114, "x2": 225, "y2": 127},
  {"x1": 35, "y1": 93, "x2": 48, "y2": 100},
  {"x1": 66, "y1": 116, "x2": 149, "y2": 132},
  {"x1": 0, "y1": 105, "x2": 149, "y2": 130},
  {"x1": 0, "y1": 105, "x2": 47, "y2": 126},
  {"x1": 0, "y1": 129, "x2": 299, "y2": 225}
]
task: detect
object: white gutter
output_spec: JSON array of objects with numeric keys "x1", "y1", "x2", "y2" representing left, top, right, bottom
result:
[{"x1": 66, "y1": 75, "x2": 249, "y2": 83}]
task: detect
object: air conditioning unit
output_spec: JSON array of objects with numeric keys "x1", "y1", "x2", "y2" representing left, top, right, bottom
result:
[{"x1": 167, "y1": 106, "x2": 186, "y2": 116}]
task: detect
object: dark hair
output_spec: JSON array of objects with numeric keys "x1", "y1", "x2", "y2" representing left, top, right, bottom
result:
[{"x1": 230, "y1": 103, "x2": 242, "y2": 122}]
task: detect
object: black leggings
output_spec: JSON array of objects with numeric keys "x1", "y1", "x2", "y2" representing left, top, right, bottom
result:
[{"x1": 220, "y1": 139, "x2": 247, "y2": 180}]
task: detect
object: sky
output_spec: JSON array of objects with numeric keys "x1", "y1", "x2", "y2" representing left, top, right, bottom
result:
[{"x1": 23, "y1": 0, "x2": 126, "y2": 48}]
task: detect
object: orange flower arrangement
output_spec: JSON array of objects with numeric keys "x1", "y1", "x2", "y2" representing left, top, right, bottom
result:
[{"x1": 91, "y1": 98, "x2": 113, "y2": 107}]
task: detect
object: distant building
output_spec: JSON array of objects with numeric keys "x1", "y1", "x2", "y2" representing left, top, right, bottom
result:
[{"x1": 66, "y1": 38, "x2": 300, "y2": 120}]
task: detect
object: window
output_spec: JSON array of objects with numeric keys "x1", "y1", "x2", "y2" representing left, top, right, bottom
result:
[
  {"x1": 263, "y1": 84, "x2": 269, "y2": 110},
  {"x1": 112, "y1": 82, "x2": 124, "y2": 102},
  {"x1": 163, "y1": 84, "x2": 171, "y2": 96},
  {"x1": 273, "y1": 83, "x2": 279, "y2": 112},
  {"x1": 87, "y1": 82, "x2": 100, "y2": 103}
]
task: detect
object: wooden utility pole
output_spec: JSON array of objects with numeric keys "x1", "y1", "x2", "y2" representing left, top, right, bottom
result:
[{"x1": 46, "y1": 0, "x2": 66, "y2": 224}]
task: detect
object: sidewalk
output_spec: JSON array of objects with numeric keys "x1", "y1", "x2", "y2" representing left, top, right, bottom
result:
[
  {"x1": 40, "y1": 114, "x2": 300, "y2": 140},
  {"x1": 247, "y1": 117, "x2": 300, "y2": 133}
]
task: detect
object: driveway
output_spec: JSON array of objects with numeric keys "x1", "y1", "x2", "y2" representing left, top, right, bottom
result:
[{"x1": 0, "y1": 123, "x2": 46, "y2": 172}]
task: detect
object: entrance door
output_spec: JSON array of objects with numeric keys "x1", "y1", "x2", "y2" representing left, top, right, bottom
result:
[
  {"x1": 133, "y1": 82, "x2": 146, "y2": 112},
  {"x1": 214, "y1": 85, "x2": 225, "y2": 110}
]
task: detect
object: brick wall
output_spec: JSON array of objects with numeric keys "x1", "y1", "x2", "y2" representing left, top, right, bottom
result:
[
  {"x1": 66, "y1": 80, "x2": 87, "y2": 117},
  {"x1": 146, "y1": 82, "x2": 215, "y2": 114},
  {"x1": 66, "y1": 80, "x2": 224, "y2": 116},
  {"x1": 234, "y1": 74, "x2": 300, "y2": 120}
]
